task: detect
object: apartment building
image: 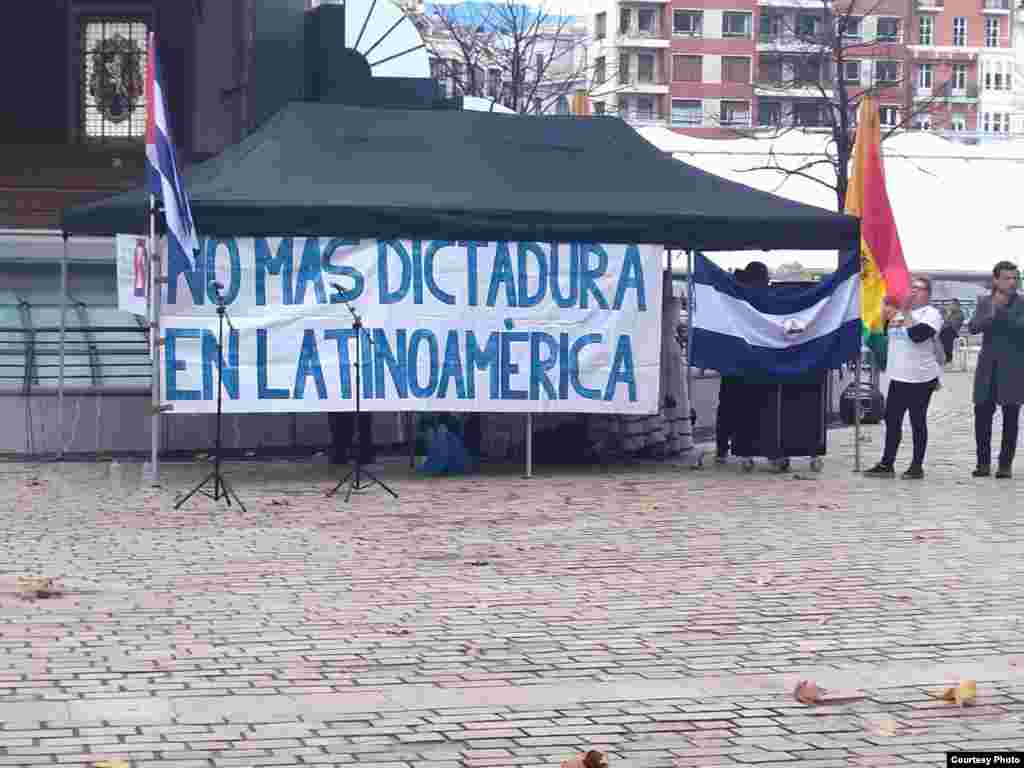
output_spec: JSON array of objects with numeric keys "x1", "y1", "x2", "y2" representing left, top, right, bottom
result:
[{"x1": 587, "y1": 0, "x2": 1024, "y2": 138}]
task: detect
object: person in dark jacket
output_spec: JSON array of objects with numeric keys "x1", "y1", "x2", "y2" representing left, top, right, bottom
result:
[
  {"x1": 969, "y1": 260, "x2": 1024, "y2": 479},
  {"x1": 715, "y1": 262, "x2": 771, "y2": 463},
  {"x1": 939, "y1": 298, "x2": 965, "y2": 364}
]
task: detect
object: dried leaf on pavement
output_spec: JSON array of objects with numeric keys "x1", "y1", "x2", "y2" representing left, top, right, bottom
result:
[
  {"x1": 793, "y1": 679, "x2": 866, "y2": 706},
  {"x1": 93, "y1": 761, "x2": 130, "y2": 768},
  {"x1": 561, "y1": 749, "x2": 609, "y2": 768},
  {"x1": 929, "y1": 680, "x2": 977, "y2": 706},
  {"x1": 873, "y1": 718, "x2": 899, "y2": 737},
  {"x1": 16, "y1": 576, "x2": 61, "y2": 599}
]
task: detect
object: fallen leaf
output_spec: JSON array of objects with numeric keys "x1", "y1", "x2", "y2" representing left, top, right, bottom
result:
[
  {"x1": 793, "y1": 679, "x2": 866, "y2": 706},
  {"x1": 929, "y1": 680, "x2": 977, "y2": 706},
  {"x1": 561, "y1": 750, "x2": 609, "y2": 768},
  {"x1": 16, "y1": 576, "x2": 61, "y2": 599},
  {"x1": 93, "y1": 762, "x2": 130, "y2": 768},
  {"x1": 468, "y1": 560, "x2": 490, "y2": 567},
  {"x1": 874, "y1": 718, "x2": 898, "y2": 737},
  {"x1": 385, "y1": 628, "x2": 411, "y2": 636}
]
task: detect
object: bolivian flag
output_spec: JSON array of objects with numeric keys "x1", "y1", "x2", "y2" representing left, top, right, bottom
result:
[{"x1": 843, "y1": 97, "x2": 909, "y2": 369}]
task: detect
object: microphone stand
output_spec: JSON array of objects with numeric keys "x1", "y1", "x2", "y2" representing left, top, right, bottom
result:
[
  {"x1": 325, "y1": 300, "x2": 398, "y2": 502},
  {"x1": 174, "y1": 286, "x2": 246, "y2": 512}
]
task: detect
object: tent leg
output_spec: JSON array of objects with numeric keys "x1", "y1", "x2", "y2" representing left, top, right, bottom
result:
[
  {"x1": 57, "y1": 233, "x2": 69, "y2": 460},
  {"x1": 144, "y1": 195, "x2": 161, "y2": 485},
  {"x1": 524, "y1": 413, "x2": 533, "y2": 479},
  {"x1": 409, "y1": 413, "x2": 416, "y2": 469},
  {"x1": 854, "y1": 352, "x2": 862, "y2": 472}
]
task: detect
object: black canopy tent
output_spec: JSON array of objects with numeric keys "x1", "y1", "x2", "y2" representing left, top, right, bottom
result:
[
  {"x1": 60, "y1": 102, "x2": 860, "y2": 479},
  {"x1": 62, "y1": 102, "x2": 858, "y2": 250}
]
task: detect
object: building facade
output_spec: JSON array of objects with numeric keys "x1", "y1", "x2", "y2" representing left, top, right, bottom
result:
[{"x1": 585, "y1": 0, "x2": 1024, "y2": 139}]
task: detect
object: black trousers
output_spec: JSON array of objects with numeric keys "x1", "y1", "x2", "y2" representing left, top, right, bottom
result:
[
  {"x1": 328, "y1": 412, "x2": 374, "y2": 464},
  {"x1": 715, "y1": 376, "x2": 743, "y2": 456},
  {"x1": 975, "y1": 401, "x2": 1021, "y2": 468},
  {"x1": 939, "y1": 327, "x2": 956, "y2": 363},
  {"x1": 881, "y1": 379, "x2": 937, "y2": 467}
]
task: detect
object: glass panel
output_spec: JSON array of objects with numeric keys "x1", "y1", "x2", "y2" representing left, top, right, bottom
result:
[{"x1": 81, "y1": 18, "x2": 149, "y2": 141}]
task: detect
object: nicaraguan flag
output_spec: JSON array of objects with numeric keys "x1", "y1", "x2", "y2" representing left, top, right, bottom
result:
[
  {"x1": 145, "y1": 32, "x2": 199, "y2": 264},
  {"x1": 689, "y1": 253, "x2": 861, "y2": 381}
]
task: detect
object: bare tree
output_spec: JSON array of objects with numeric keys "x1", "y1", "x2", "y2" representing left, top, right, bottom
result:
[
  {"x1": 724, "y1": 0, "x2": 955, "y2": 212},
  {"x1": 410, "y1": 0, "x2": 608, "y2": 114}
]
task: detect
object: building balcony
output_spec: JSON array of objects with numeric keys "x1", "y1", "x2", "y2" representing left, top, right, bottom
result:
[
  {"x1": 757, "y1": 0, "x2": 830, "y2": 8},
  {"x1": 982, "y1": 0, "x2": 1011, "y2": 12},
  {"x1": 616, "y1": 30, "x2": 671, "y2": 48},
  {"x1": 621, "y1": 110, "x2": 669, "y2": 128},
  {"x1": 756, "y1": 32, "x2": 824, "y2": 52},
  {"x1": 913, "y1": 84, "x2": 980, "y2": 101},
  {"x1": 754, "y1": 81, "x2": 834, "y2": 99},
  {"x1": 617, "y1": 75, "x2": 670, "y2": 94},
  {"x1": 916, "y1": 0, "x2": 944, "y2": 10}
]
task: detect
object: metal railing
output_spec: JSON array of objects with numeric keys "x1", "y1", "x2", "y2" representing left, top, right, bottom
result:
[
  {"x1": 0, "y1": 325, "x2": 151, "y2": 390},
  {"x1": 983, "y1": 0, "x2": 1010, "y2": 10}
]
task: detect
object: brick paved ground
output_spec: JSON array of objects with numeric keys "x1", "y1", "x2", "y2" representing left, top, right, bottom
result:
[{"x1": 2, "y1": 370, "x2": 1022, "y2": 767}]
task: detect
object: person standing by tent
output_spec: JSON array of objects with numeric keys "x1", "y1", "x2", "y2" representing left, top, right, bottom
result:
[
  {"x1": 969, "y1": 261, "x2": 1023, "y2": 479},
  {"x1": 864, "y1": 276, "x2": 943, "y2": 480},
  {"x1": 940, "y1": 298, "x2": 965, "y2": 364}
]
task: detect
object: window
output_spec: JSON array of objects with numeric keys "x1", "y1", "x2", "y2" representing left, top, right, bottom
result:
[
  {"x1": 842, "y1": 60, "x2": 861, "y2": 84},
  {"x1": 985, "y1": 17, "x2": 999, "y2": 48},
  {"x1": 919, "y1": 16, "x2": 933, "y2": 45},
  {"x1": 555, "y1": 97, "x2": 569, "y2": 115},
  {"x1": 620, "y1": 7, "x2": 631, "y2": 34},
  {"x1": 722, "y1": 12, "x2": 751, "y2": 38},
  {"x1": 794, "y1": 102, "x2": 824, "y2": 127},
  {"x1": 758, "y1": 56, "x2": 782, "y2": 83},
  {"x1": 671, "y1": 99, "x2": 702, "y2": 126},
  {"x1": 532, "y1": 97, "x2": 543, "y2": 114},
  {"x1": 594, "y1": 56, "x2": 606, "y2": 85},
  {"x1": 488, "y1": 68, "x2": 501, "y2": 99},
  {"x1": 840, "y1": 16, "x2": 862, "y2": 39},
  {"x1": 875, "y1": 60, "x2": 899, "y2": 84},
  {"x1": 953, "y1": 17, "x2": 967, "y2": 47},
  {"x1": 673, "y1": 10, "x2": 702, "y2": 36},
  {"x1": 637, "y1": 53, "x2": 655, "y2": 83},
  {"x1": 953, "y1": 63, "x2": 967, "y2": 92},
  {"x1": 759, "y1": 12, "x2": 782, "y2": 38},
  {"x1": 912, "y1": 116, "x2": 932, "y2": 130},
  {"x1": 796, "y1": 14, "x2": 821, "y2": 37},
  {"x1": 983, "y1": 112, "x2": 1008, "y2": 132},
  {"x1": 638, "y1": 8, "x2": 656, "y2": 34},
  {"x1": 80, "y1": 18, "x2": 149, "y2": 141},
  {"x1": 619, "y1": 53, "x2": 631, "y2": 84},
  {"x1": 758, "y1": 101, "x2": 782, "y2": 126},
  {"x1": 595, "y1": 12, "x2": 606, "y2": 39},
  {"x1": 917, "y1": 63, "x2": 933, "y2": 90},
  {"x1": 721, "y1": 100, "x2": 750, "y2": 126},
  {"x1": 594, "y1": 101, "x2": 606, "y2": 115},
  {"x1": 722, "y1": 56, "x2": 751, "y2": 83},
  {"x1": 629, "y1": 96, "x2": 655, "y2": 120},
  {"x1": 672, "y1": 55, "x2": 702, "y2": 82},
  {"x1": 879, "y1": 106, "x2": 899, "y2": 127},
  {"x1": 950, "y1": 112, "x2": 966, "y2": 131},
  {"x1": 797, "y1": 56, "x2": 822, "y2": 84},
  {"x1": 877, "y1": 18, "x2": 900, "y2": 42}
]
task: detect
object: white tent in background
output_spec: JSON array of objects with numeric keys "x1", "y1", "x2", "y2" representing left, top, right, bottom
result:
[{"x1": 638, "y1": 127, "x2": 1024, "y2": 275}]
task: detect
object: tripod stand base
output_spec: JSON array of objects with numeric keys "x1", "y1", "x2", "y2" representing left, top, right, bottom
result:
[
  {"x1": 174, "y1": 468, "x2": 247, "y2": 513},
  {"x1": 325, "y1": 462, "x2": 399, "y2": 503}
]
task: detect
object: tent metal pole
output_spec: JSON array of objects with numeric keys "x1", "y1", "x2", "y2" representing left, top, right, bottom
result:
[
  {"x1": 57, "y1": 232, "x2": 69, "y2": 460},
  {"x1": 147, "y1": 194, "x2": 161, "y2": 484},
  {"x1": 854, "y1": 351, "x2": 862, "y2": 472},
  {"x1": 524, "y1": 413, "x2": 533, "y2": 479},
  {"x1": 686, "y1": 250, "x2": 696, "y2": 444}
]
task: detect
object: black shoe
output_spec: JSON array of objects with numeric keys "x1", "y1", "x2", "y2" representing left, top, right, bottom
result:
[
  {"x1": 864, "y1": 463, "x2": 895, "y2": 477},
  {"x1": 902, "y1": 465, "x2": 924, "y2": 480},
  {"x1": 972, "y1": 465, "x2": 991, "y2": 478},
  {"x1": 996, "y1": 465, "x2": 1013, "y2": 479}
]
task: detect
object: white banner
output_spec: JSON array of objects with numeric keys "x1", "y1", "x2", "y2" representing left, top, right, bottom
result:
[
  {"x1": 158, "y1": 238, "x2": 663, "y2": 415},
  {"x1": 114, "y1": 234, "x2": 150, "y2": 316}
]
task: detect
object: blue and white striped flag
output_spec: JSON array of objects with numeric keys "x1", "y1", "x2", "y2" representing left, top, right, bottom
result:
[
  {"x1": 145, "y1": 32, "x2": 199, "y2": 263},
  {"x1": 689, "y1": 253, "x2": 861, "y2": 381}
]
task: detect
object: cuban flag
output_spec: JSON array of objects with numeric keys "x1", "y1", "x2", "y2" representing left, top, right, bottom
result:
[
  {"x1": 145, "y1": 32, "x2": 199, "y2": 265},
  {"x1": 689, "y1": 253, "x2": 861, "y2": 381}
]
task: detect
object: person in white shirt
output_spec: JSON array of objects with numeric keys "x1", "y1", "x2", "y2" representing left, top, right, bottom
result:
[{"x1": 864, "y1": 276, "x2": 944, "y2": 479}]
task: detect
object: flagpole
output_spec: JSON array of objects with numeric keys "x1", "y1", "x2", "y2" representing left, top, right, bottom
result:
[
  {"x1": 148, "y1": 193, "x2": 161, "y2": 484},
  {"x1": 57, "y1": 232, "x2": 69, "y2": 460},
  {"x1": 686, "y1": 250, "x2": 697, "y2": 447},
  {"x1": 853, "y1": 349, "x2": 862, "y2": 472}
]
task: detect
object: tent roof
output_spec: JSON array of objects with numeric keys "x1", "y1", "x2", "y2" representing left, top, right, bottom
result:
[{"x1": 62, "y1": 103, "x2": 858, "y2": 252}]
